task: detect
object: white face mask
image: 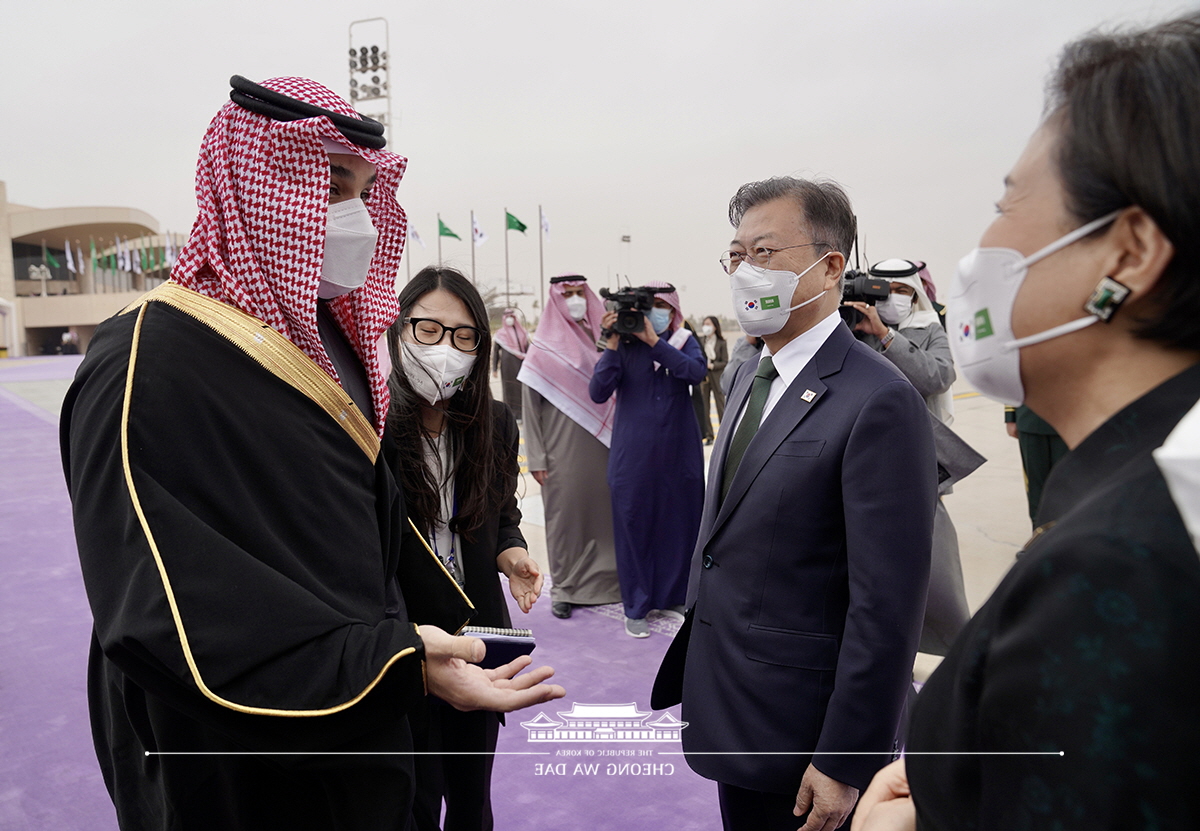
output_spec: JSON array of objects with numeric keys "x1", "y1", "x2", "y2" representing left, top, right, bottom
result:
[
  {"x1": 730, "y1": 253, "x2": 832, "y2": 337},
  {"x1": 875, "y1": 293, "x2": 912, "y2": 326},
  {"x1": 319, "y1": 199, "x2": 379, "y2": 299},
  {"x1": 564, "y1": 295, "x2": 588, "y2": 321},
  {"x1": 401, "y1": 340, "x2": 478, "y2": 405},
  {"x1": 701, "y1": 323, "x2": 715, "y2": 336},
  {"x1": 947, "y1": 210, "x2": 1122, "y2": 406}
]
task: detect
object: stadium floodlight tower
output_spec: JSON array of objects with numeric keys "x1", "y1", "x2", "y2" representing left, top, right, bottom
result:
[{"x1": 348, "y1": 18, "x2": 392, "y2": 136}]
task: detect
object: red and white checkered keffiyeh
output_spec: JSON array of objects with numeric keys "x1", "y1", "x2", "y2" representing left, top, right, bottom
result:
[{"x1": 172, "y1": 76, "x2": 407, "y2": 435}]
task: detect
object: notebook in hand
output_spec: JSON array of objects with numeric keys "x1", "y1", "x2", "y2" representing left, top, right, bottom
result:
[{"x1": 461, "y1": 626, "x2": 536, "y2": 670}]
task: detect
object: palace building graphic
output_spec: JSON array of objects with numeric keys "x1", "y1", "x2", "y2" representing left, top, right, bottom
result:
[{"x1": 521, "y1": 703, "x2": 687, "y2": 742}]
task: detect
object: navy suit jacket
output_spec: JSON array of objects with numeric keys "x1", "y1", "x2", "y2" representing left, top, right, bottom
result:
[{"x1": 652, "y1": 321, "x2": 936, "y2": 794}]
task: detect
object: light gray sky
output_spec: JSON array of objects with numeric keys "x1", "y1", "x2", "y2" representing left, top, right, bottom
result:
[{"x1": 1, "y1": 0, "x2": 1190, "y2": 320}]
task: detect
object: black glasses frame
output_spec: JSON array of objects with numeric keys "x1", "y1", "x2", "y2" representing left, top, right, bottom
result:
[{"x1": 402, "y1": 317, "x2": 484, "y2": 353}]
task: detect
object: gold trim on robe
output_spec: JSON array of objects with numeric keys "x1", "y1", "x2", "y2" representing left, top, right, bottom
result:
[
  {"x1": 123, "y1": 282, "x2": 379, "y2": 461},
  {"x1": 116, "y1": 287, "x2": 419, "y2": 717},
  {"x1": 408, "y1": 517, "x2": 476, "y2": 630}
]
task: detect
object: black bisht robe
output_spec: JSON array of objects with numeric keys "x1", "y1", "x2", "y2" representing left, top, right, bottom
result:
[{"x1": 61, "y1": 284, "x2": 471, "y2": 830}]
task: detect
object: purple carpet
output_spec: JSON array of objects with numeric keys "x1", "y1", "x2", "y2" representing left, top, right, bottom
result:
[
  {"x1": 0, "y1": 356, "x2": 112, "y2": 830},
  {"x1": 0, "y1": 356, "x2": 720, "y2": 830},
  {"x1": 491, "y1": 588, "x2": 718, "y2": 830}
]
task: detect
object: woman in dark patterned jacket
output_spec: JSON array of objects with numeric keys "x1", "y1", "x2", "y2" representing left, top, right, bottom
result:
[{"x1": 855, "y1": 13, "x2": 1200, "y2": 831}]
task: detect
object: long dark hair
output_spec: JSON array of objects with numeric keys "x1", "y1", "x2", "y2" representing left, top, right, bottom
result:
[{"x1": 386, "y1": 266, "x2": 505, "y2": 540}]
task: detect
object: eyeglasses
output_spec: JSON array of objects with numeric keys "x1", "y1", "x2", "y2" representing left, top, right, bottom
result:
[
  {"x1": 719, "y1": 242, "x2": 829, "y2": 274},
  {"x1": 402, "y1": 317, "x2": 483, "y2": 353}
]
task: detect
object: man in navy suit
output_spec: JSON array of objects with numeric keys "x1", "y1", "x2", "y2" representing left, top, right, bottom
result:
[{"x1": 653, "y1": 177, "x2": 937, "y2": 831}]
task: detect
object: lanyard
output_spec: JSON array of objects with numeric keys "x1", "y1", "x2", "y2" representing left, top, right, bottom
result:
[{"x1": 431, "y1": 489, "x2": 464, "y2": 587}]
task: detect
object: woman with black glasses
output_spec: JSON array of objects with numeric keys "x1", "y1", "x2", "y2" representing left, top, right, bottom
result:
[{"x1": 386, "y1": 266, "x2": 544, "y2": 831}]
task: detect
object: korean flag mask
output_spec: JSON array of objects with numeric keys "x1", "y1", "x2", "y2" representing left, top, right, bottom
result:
[
  {"x1": 401, "y1": 340, "x2": 477, "y2": 405},
  {"x1": 947, "y1": 210, "x2": 1122, "y2": 406},
  {"x1": 730, "y1": 252, "x2": 832, "y2": 337}
]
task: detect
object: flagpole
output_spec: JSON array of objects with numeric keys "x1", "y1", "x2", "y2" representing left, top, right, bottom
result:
[
  {"x1": 470, "y1": 210, "x2": 476, "y2": 284},
  {"x1": 504, "y1": 207, "x2": 510, "y2": 308},
  {"x1": 80, "y1": 240, "x2": 88, "y2": 292},
  {"x1": 538, "y1": 204, "x2": 545, "y2": 313},
  {"x1": 437, "y1": 213, "x2": 443, "y2": 265}
]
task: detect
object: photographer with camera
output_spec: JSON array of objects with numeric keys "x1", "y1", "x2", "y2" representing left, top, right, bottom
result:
[
  {"x1": 841, "y1": 259, "x2": 955, "y2": 423},
  {"x1": 589, "y1": 281, "x2": 707, "y2": 638},
  {"x1": 842, "y1": 258, "x2": 968, "y2": 657}
]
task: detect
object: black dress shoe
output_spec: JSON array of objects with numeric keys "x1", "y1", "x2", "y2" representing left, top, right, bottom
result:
[{"x1": 552, "y1": 602, "x2": 573, "y2": 619}]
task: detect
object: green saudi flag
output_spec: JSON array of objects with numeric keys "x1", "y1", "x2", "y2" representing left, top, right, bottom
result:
[
  {"x1": 438, "y1": 219, "x2": 461, "y2": 240},
  {"x1": 973, "y1": 309, "x2": 994, "y2": 339},
  {"x1": 506, "y1": 212, "x2": 527, "y2": 233},
  {"x1": 43, "y1": 242, "x2": 61, "y2": 269}
]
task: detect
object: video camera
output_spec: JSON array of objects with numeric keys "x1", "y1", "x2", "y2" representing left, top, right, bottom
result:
[
  {"x1": 839, "y1": 269, "x2": 891, "y2": 327},
  {"x1": 600, "y1": 284, "x2": 674, "y2": 340}
]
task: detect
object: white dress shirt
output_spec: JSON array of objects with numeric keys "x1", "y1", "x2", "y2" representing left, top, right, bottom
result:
[{"x1": 729, "y1": 310, "x2": 844, "y2": 434}]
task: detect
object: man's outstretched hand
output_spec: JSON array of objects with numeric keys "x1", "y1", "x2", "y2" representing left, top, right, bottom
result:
[{"x1": 418, "y1": 625, "x2": 566, "y2": 712}]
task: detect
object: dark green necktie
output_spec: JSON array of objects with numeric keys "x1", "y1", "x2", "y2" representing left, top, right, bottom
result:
[{"x1": 720, "y1": 355, "x2": 778, "y2": 503}]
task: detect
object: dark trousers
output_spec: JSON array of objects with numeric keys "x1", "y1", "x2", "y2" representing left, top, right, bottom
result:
[
  {"x1": 717, "y1": 781, "x2": 857, "y2": 831},
  {"x1": 701, "y1": 369, "x2": 726, "y2": 422},
  {"x1": 410, "y1": 698, "x2": 500, "y2": 831},
  {"x1": 717, "y1": 782, "x2": 802, "y2": 831}
]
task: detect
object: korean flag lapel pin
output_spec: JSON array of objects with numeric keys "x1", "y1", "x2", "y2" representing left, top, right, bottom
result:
[{"x1": 801, "y1": 389, "x2": 817, "y2": 403}]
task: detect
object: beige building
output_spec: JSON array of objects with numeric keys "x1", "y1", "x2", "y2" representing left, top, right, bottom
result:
[{"x1": 0, "y1": 180, "x2": 181, "y2": 356}]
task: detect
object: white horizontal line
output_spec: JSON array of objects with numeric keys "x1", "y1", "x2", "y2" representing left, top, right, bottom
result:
[
  {"x1": 145, "y1": 751, "x2": 552, "y2": 757},
  {"x1": 658, "y1": 751, "x2": 1064, "y2": 756}
]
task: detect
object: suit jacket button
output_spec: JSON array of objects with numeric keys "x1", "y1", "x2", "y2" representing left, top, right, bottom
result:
[{"x1": 702, "y1": 554, "x2": 714, "y2": 569}]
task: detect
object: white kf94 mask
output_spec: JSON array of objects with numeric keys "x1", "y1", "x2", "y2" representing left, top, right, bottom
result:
[
  {"x1": 401, "y1": 340, "x2": 477, "y2": 405},
  {"x1": 947, "y1": 210, "x2": 1125, "y2": 406},
  {"x1": 730, "y1": 252, "x2": 832, "y2": 337},
  {"x1": 319, "y1": 198, "x2": 379, "y2": 299}
]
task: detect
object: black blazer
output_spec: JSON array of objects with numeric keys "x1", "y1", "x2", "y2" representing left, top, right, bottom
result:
[
  {"x1": 391, "y1": 399, "x2": 524, "y2": 631},
  {"x1": 654, "y1": 322, "x2": 937, "y2": 794}
]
